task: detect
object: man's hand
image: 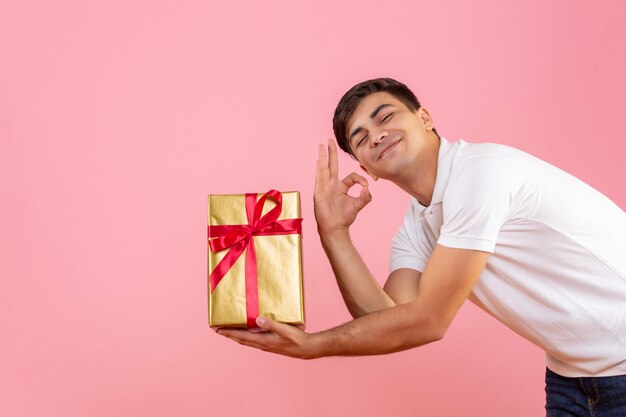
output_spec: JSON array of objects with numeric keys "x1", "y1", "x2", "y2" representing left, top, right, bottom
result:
[
  {"x1": 314, "y1": 140, "x2": 372, "y2": 236},
  {"x1": 217, "y1": 317, "x2": 320, "y2": 360}
]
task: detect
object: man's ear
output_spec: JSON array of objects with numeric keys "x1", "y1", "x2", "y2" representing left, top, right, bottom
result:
[
  {"x1": 418, "y1": 107, "x2": 435, "y2": 131},
  {"x1": 360, "y1": 164, "x2": 378, "y2": 181}
]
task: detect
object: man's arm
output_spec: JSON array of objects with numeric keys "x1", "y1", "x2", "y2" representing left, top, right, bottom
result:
[
  {"x1": 312, "y1": 245, "x2": 488, "y2": 356},
  {"x1": 321, "y1": 231, "x2": 419, "y2": 317},
  {"x1": 218, "y1": 244, "x2": 489, "y2": 359},
  {"x1": 383, "y1": 268, "x2": 422, "y2": 305},
  {"x1": 315, "y1": 140, "x2": 421, "y2": 316},
  {"x1": 315, "y1": 140, "x2": 406, "y2": 317}
]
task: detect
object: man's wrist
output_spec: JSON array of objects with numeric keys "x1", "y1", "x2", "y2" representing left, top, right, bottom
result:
[
  {"x1": 318, "y1": 227, "x2": 351, "y2": 246},
  {"x1": 305, "y1": 331, "x2": 331, "y2": 359}
]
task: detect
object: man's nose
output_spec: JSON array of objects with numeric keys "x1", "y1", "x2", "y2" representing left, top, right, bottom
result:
[{"x1": 371, "y1": 129, "x2": 388, "y2": 146}]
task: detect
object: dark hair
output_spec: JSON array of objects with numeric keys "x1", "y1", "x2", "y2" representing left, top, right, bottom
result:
[{"x1": 332, "y1": 78, "x2": 438, "y2": 156}]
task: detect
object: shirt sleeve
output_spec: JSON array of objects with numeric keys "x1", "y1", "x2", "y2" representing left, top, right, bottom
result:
[
  {"x1": 437, "y1": 154, "x2": 538, "y2": 253},
  {"x1": 389, "y1": 202, "x2": 431, "y2": 273}
]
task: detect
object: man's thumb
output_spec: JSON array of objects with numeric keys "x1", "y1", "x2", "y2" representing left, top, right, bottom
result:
[
  {"x1": 358, "y1": 186, "x2": 372, "y2": 207},
  {"x1": 256, "y1": 316, "x2": 270, "y2": 329}
]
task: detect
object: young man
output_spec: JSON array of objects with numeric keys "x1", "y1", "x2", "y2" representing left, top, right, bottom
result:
[{"x1": 218, "y1": 78, "x2": 626, "y2": 415}]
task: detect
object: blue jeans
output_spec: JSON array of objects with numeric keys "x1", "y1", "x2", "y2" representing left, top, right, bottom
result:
[{"x1": 545, "y1": 367, "x2": 626, "y2": 417}]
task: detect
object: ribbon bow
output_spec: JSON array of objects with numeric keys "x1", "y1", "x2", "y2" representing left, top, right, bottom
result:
[{"x1": 208, "y1": 190, "x2": 303, "y2": 327}]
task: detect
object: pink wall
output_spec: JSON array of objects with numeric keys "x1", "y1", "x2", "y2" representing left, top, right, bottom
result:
[{"x1": 2, "y1": 1, "x2": 625, "y2": 416}]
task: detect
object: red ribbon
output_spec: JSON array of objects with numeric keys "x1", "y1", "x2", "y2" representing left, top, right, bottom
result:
[{"x1": 208, "y1": 190, "x2": 303, "y2": 328}]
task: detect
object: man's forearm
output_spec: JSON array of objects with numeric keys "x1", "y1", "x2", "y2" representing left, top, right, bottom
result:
[
  {"x1": 320, "y1": 229, "x2": 395, "y2": 318},
  {"x1": 309, "y1": 300, "x2": 444, "y2": 358}
]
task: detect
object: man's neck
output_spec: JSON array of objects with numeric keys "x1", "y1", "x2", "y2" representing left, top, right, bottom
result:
[{"x1": 393, "y1": 133, "x2": 440, "y2": 207}]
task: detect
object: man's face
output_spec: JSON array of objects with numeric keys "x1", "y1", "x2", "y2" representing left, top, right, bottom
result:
[{"x1": 345, "y1": 92, "x2": 435, "y2": 181}]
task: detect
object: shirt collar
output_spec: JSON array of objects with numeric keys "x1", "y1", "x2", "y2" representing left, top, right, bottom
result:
[{"x1": 412, "y1": 136, "x2": 459, "y2": 212}]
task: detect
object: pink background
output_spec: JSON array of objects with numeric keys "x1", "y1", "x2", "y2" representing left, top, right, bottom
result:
[{"x1": 2, "y1": 1, "x2": 625, "y2": 416}]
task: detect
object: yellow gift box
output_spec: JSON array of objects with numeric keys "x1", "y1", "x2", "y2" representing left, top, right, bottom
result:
[{"x1": 207, "y1": 190, "x2": 305, "y2": 329}]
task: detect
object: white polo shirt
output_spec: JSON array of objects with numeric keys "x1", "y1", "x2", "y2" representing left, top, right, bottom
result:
[{"x1": 390, "y1": 136, "x2": 626, "y2": 377}]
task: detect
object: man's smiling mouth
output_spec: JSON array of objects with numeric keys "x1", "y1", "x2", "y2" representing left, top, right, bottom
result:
[{"x1": 378, "y1": 138, "x2": 401, "y2": 160}]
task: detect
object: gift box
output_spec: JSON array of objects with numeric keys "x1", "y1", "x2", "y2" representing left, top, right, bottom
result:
[{"x1": 207, "y1": 190, "x2": 305, "y2": 329}]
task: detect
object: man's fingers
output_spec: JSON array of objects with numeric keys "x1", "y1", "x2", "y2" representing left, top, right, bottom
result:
[
  {"x1": 315, "y1": 144, "x2": 329, "y2": 193},
  {"x1": 217, "y1": 329, "x2": 251, "y2": 339},
  {"x1": 340, "y1": 172, "x2": 372, "y2": 210},
  {"x1": 217, "y1": 319, "x2": 295, "y2": 341},
  {"x1": 256, "y1": 316, "x2": 294, "y2": 338},
  {"x1": 357, "y1": 185, "x2": 373, "y2": 209},
  {"x1": 328, "y1": 139, "x2": 339, "y2": 180},
  {"x1": 219, "y1": 329, "x2": 272, "y2": 346},
  {"x1": 341, "y1": 172, "x2": 369, "y2": 189},
  {"x1": 223, "y1": 333, "x2": 269, "y2": 351}
]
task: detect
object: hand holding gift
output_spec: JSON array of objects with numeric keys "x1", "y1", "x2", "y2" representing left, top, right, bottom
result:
[{"x1": 217, "y1": 316, "x2": 319, "y2": 360}]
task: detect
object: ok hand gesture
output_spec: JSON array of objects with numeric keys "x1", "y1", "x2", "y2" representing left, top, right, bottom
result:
[{"x1": 314, "y1": 140, "x2": 372, "y2": 236}]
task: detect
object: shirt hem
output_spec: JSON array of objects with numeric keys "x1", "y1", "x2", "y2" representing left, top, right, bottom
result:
[
  {"x1": 546, "y1": 355, "x2": 626, "y2": 377},
  {"x1": 389, "y1": 261, "x2": 426, "y2": 274},
  {"x1": 437, "y1": 234, "x2": 496, "y2": 253}
]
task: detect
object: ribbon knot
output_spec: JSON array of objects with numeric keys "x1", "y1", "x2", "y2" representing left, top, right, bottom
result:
[{"x1": 208, "y1": 190, "x2": 303, "y2": 327}]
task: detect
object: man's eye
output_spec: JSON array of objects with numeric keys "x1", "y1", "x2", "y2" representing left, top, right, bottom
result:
[
  {"x1": 382, "y1": 113, "x2": 392, "y2": 122},
  {"x1": 358, "y1": 135, "x2": 368, "y2": 147}
]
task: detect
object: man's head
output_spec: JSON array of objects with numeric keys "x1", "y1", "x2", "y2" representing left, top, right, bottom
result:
[
  {"x1": 332, "y1": 78, "x2": 440, "y2": 181},
  {"x1": 333, "y1": 78, "x2": 438, "y2": 158}
]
